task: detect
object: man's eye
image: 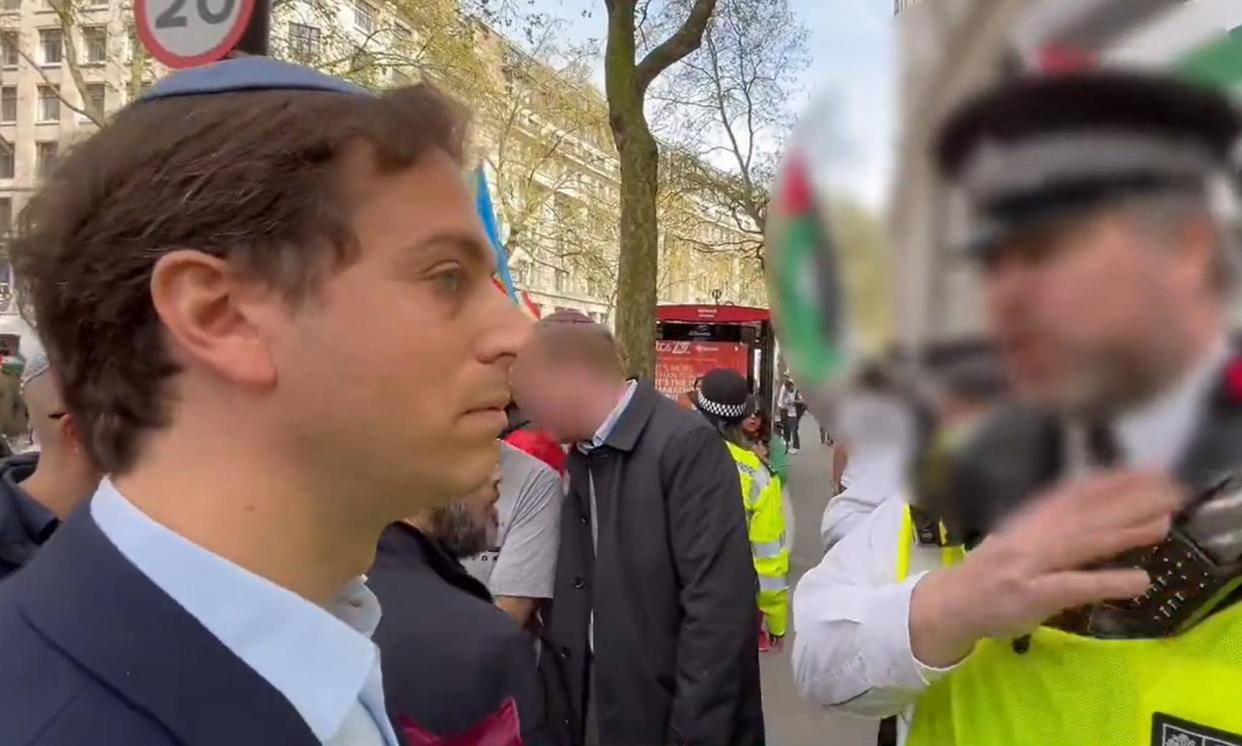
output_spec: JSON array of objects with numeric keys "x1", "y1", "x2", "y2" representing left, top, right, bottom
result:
[{"x1": 432, "y1": 268, "x2": 466, "y2": 294}]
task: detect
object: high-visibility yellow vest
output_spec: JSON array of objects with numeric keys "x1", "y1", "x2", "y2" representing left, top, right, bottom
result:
[
  {"x1": 897, "y1": 504, "x2": 1242, "y2": 746},
  {"x1": 726, "y1": 441, "x2": 789, "y2": 637}
]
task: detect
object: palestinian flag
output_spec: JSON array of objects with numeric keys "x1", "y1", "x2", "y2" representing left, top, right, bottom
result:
[
  {"x1": 765, "y1": 151, "x2": 847, "y2": 388},
  {"x1": 1019, "y1": 0, "x2": 1242, "y2": 88}
]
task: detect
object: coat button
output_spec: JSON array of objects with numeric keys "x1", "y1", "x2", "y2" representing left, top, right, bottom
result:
[
  {"x1": 560, "y1": 646, "x2": 571, "y2": 659},
  {"x1": 573, "y1": 576, "x2": 585, "y2": 589},
  {"x1": 580, "y1": 514, "x2": 588, "y2": 526}
]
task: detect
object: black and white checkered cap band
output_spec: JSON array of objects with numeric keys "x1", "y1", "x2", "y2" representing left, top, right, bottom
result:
[{"x1": 695, "y1": 394, "x2": 749, "y2": 419}]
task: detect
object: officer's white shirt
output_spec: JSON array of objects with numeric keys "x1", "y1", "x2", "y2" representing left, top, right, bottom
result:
[
  {"x1": 791, "y1": 341, "x2": 1229, "y2": 736},
  {"x1": 821, "y1": 393, "x2": 916, "y2": 551}
]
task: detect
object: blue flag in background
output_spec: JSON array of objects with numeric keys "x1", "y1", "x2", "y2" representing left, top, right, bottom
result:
[{"x1": 474, "y1": 166, "x2": 518, "y2": 303}]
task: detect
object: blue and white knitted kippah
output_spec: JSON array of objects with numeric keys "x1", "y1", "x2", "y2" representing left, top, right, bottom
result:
[{"x1": 138, "y1": 57, "x2": 371, "y2": 102}]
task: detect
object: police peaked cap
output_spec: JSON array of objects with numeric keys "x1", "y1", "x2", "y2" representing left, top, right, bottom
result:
[{"x1": 934, "y1": 70, "x2": 1242, "y2": 259}]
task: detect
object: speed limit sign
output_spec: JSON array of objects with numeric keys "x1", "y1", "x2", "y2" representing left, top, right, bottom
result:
[{"x1": 135, "y1": 0, "x2": 256, "y2": 69}]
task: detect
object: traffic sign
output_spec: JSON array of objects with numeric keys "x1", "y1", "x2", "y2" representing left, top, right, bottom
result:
[{"x1": 135, "y1": 0, "x2": 256, "y2": 69}]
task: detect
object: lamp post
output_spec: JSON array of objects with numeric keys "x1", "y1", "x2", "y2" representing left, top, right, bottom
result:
[{"x1": 232, "y1": 0, "x2": 271, "y2": 56}]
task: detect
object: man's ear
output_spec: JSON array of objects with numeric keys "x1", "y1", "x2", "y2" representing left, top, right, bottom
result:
[
  {"x1": 59, "y1": 412, "x2": 83, "y2": 454},
  {"x1": 149, "y1": 250, "x2": 278, "y2": 388},
  {"x1": 1174, "y1": 212, "x2": 1221, "y2": 295}
]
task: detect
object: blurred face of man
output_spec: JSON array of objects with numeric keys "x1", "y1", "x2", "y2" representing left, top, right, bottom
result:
[
  {"x1": 511, "y1": 353, "x2": 594, "y2": 443},
  {"x1": 272, "y1": 149, "x2": 530, "y2": 513},
  {"x1": 429, "y1": 464, "x2": 502, "y2": 558},
  {"x1": 982, "y1": 204, "x2": 1215, "y2": 416}
]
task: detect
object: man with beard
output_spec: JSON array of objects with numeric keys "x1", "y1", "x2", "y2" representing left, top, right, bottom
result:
[
  {"x1": 793, "y1": 69, "x2": 1242, "y2": 745},
  {"x1": 0, "y1": 353, "x2": 102, "y2": 580},
  {"x1": 370, "y1": 464, "x2": 542, "y2": 743}
]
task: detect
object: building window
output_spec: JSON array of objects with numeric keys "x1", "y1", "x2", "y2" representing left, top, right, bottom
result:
[
  {"x1": 2, "y1": 32, "x2": 18, "y2": 68},
  {"x1": 287, "y1": 22, "x2": 319, "y2": 61},
  {"x1": 39, "y1": 28, "x2": 62, "y2": 65},
  {"x1": 391, "y1": 23, "x2": 411, "y2": 45},
  {"x1": 0, "y1": 147, "x2": 11, "y2": 179},
  {"x1": 0, "y1": 86, "x2": 14, "y2": 123},
  {"x1": 511, "y1": 259, "x2": 530, "y2": 286},
  {"x1": 1, "y1": 0, "x2": 19, "y2": 12},
  {"x1": 82, "y1": 26, "x2": 105, "y2": 64},
  {"x1": 37, "y1": 85, "x2": 58, "y2": 122},
  {"x1": 35, "y1": 140, "x2": 57, "y2": 177},
  {"x1": 0, "y1": 198, "x2": 10, "y2": 234},
  {"x1": 82, "y1": 82, "x2": 104, "y2": 120},
  {"x1": 554, "y1": 269, "x2": 568, "y2": 293},
  {"x1": 352, "y1": 0, "x2": 375, "y2": 34}
]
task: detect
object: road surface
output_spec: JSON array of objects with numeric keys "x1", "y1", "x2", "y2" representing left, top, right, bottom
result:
[{"x1": 761, "y1": 416, "x2": 878, "y2": 746}]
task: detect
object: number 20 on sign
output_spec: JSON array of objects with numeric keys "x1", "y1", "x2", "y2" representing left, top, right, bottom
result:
[{"x1": 135, "y1": 0, "x2": 255, "y2": 69}]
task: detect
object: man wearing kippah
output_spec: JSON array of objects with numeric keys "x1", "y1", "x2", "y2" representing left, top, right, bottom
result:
[
  {"x1": 0, "y1": 353, "x2": 101, "y2": 580},
  {"x1": 794, "y1": 68, "x2": 1242, "y2": 745},
  {"x1": 0, "y1": 57, "x2": 528, "y2": 744}
]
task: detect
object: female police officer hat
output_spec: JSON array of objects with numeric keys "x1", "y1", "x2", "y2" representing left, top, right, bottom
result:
[{"x1": 933, "y1": 69, "x2": 1242, "y2": 261}]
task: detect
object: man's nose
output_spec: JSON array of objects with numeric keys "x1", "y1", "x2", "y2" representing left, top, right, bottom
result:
[
  {"x1": 477, "y1": 288, "x2": 533, "y2": 365},
  {"x1": 984, "y1": 258, "x2": 1036, "y2": 317}
]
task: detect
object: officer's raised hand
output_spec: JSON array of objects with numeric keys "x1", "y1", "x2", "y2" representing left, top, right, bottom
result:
[{"x1": 908, "y1": 471, "x2": 1186, "y2": 668}]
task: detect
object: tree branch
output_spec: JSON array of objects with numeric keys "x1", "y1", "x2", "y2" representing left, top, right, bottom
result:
[{"x1": 635, "y1": 0, "x2": 719, "y2": 93}]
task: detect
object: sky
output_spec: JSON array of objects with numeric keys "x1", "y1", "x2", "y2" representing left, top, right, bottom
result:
[{"x1": 522, "y1": 0, "x2": 898, "y2": 208}]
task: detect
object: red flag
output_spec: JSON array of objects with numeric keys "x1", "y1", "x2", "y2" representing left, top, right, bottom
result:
[{"x1": 1037, "y1": 45, "x2": 1096, "y2": 76}]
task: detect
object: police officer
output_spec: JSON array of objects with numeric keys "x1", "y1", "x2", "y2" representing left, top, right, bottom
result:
[
  {"x1": 691, "y1": 368, "x2": 790, "y2": 649},
  {"x1": 792, "y1": 68, "x2": 1242, "y2": 745}
]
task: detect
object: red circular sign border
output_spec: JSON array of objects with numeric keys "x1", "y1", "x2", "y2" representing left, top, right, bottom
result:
[{"x1": 134, "y1": 0, "x2": 256, "y2": 70}]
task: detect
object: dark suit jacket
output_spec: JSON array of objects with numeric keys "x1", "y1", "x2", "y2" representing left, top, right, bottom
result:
[
  {"x1": 0, "y1": 453, "x2": 55, "y2": 581},
  {"x1": 0, "y1": 507, "x2": 323, "y2": 745},
  {"x1": 542, "y1": 380, "x2": 765, "y2": 746},
  {"x1": 368, "y1": 523, "x2": 542, "y2": 741}
]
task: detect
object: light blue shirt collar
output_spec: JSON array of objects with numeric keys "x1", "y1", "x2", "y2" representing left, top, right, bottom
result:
[
  {"x1": 584, "y1": 380, "x2": 637, "y2": 452},
  {"x1": 90, "y1": 480, "x2": 398, "y2": 745}
]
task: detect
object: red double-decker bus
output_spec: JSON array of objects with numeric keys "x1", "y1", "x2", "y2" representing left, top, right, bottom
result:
[{"x1": 654, "y1": 304, "x2": 778, "y2": 418}]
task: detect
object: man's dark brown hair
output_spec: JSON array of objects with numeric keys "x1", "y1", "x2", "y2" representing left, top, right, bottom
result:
[{"x1": 10, "y1": 83, "x2": 468, "y2": 474}]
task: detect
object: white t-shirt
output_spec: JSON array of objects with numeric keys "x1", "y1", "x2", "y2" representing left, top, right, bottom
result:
[{"x1": 462, "y1": 443, "x2": 563, "y2": 599}]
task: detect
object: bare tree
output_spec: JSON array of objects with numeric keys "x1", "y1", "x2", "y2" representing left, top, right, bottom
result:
[
  {"x1": 482, "y1": 20, "x2": 617, "y2": 304},
  {"x1": 655, "y1": 0, "x2": 808, "y2": 268},
  {"x1": 603, "y1": 0, "x2": 718, "y2": 376}
]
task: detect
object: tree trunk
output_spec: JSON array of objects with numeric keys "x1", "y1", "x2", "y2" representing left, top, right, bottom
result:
[
  {"x1": 603, "y1": 0, "x2": 718, "y2": 377},
  {"x1": 611, "y1": 116, "x2": 660, "y2": 377}
]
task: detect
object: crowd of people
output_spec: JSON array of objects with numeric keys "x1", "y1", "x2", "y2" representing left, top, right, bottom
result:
[{"x1": 1, "y1": 37, "x2": 1240, "y2": 746}]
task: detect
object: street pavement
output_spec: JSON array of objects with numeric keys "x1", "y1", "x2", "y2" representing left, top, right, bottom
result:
[{"x1": 761, "y1": 416, "x2": 878, "y2": 746}]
